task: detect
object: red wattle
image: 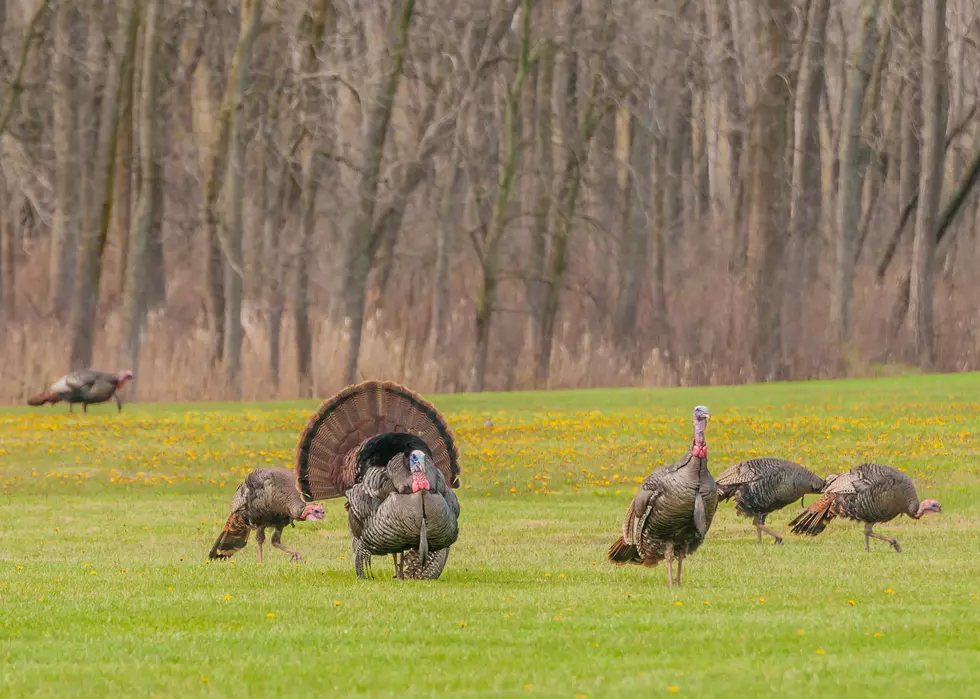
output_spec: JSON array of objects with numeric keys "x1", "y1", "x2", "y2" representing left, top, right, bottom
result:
[
  {"x1": 692, "y1": 443, "x2": 707, "y2": 459},
  {"x1": 411, "y1": 473, "x2": 430, "y2": 493}
]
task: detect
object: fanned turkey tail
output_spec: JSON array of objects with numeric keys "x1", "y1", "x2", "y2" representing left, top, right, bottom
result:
[
  {"x1": 209, "y1": 514, "x2": 250, "y2": 559},
  {"x1": 294, "y1": 380, "x2": 462, "y2": 501},
  {"x1": 789, "y1": 494, "x2": 837, "y2": 536}
]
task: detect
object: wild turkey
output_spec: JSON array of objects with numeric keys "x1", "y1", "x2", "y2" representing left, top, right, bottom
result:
[
  {"x1": 788, "y1": 462, "x2": 942, "y2": 552},
  {"x1": 209, "y1": 467, "x2": 325, "y2": 563},
  {"x1": 608, "y1": 405, "x2": 717, "y2": 587},
  {"x1": 715, "y1": 458, "x2": 827, "y2": 544},
  {"x1": 294, "y1": 380, "x2": 462, "y2": 580},
  {"x1": 27, "y1": 369, "x2": 134, "y2": 413}
]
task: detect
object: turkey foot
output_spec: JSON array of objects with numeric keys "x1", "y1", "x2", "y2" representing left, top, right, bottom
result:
[
  {"x1": 754, "y1": 517, "x2": 783, "y2": 545},
  {"x1": 271, "y1": 528, "x2": 303, "y2": 563},
  {"x1": 392, "y1": 552, "x2": 405, "y2": 580},
  {"x1": 864, "y1": 523, "x2": 902, "y2": 553}
]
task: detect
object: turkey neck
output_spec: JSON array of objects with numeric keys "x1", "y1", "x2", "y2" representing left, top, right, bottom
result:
[{"x1": 691, "y1": 420, "x2": 707, "y2": 460}]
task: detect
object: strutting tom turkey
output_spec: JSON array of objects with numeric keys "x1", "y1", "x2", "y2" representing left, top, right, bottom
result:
[
  {"x1": 715, "y1": 458, "x2": 827, "y2": 544},
  {"x1": 209, "y1": 467, "x2": 325, "y2": 563},
  {"x1": 788, "y1": 462, "x2": 942, "y2": 552},
  {"x1": 608, "y1": 406, "x2": 717, "y2": 587},
  {"x1": 294, "y1": 380, "x2": 462, "y2": 580},
  {"x1": 27, "y1": 369, "x2": 134, "y2": 413}
]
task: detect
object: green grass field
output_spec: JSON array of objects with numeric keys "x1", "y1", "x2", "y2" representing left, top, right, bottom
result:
[{"x1": 1, "y1": 374, "x2": 978, "y2": 698}]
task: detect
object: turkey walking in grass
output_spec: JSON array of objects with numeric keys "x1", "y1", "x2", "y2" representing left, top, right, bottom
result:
[
  {"x1": 788, "y1": 462, "x2": 942, "y2": 552},
  {"x1": 209, "y1": 467, "x2": 325, "y2": 563},
  {"x1": 294, "y1": 380, "x2": 462, "y2": 580},
  {"x1": 715, "y1": 458, "x2": 827, "y2": 544},
  {"x1": 608, "y1": 405, "x2": 717, "y2": 587},
  {"x1": 27, "y1": 369, "x2": 134, "y2": 413}
]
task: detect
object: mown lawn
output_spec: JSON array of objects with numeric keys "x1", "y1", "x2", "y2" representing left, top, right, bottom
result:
[{"x1": 1, "y1": 374, "x2": 978, "y2": 698}]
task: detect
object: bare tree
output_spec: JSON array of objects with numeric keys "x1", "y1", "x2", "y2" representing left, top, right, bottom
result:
[
  {"x1": 909, "y1": 0, "x2": 948, "y2": 366},
  {"x1": 69, "y1": 0, "x2": 140, "y2": 369},
  {"x1": 222, "y1": 0, "x2": 264, "y2": 396},
  {"x1": 119, "y1": 0, "x2": 163, "y2": 377}
]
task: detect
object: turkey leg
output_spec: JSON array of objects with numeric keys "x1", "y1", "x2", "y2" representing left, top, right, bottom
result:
[
  {"x1": 864, "y1": 523, "x2": 902, "y2": 553},
  {"x1": 114, "y1": 394, "x2": 123, "y2": 413},
  {"x1": 754, "y1": 515, "x2": 783, "y2": 545},
  {"x1": 255, "y1": 528, "x2": 265, "y2": 564},
  {"x1": 664, "y1": 543, "x2": 675, "y2": 587},
  {"x1": 83, "y1": 403, "x2": 88, "y2": 414},
  {"x1": 393, "y1": 552, "x2": 404, "y2": 580},
  {"x1": 271, "y1": 527, "x2": 303, "y2": 562},
  {"x1": 675, "y1": 553, "x2": 684, "y2": 586}
]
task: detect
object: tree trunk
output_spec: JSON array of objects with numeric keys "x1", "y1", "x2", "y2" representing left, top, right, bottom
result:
[
  {"x1": 909, "y1": 0, "x2": 948, "y2": 367},
  {"x1": 786, "y1": 0, "x2": 829, "y2": 372},
  {"x1": 222, "y1": 0, "x2": 263, "y2": 397},
  {"x1": 50, "y1": 2, "x2": 81, "y2": 320},
  {"x1": 426, "y1": 130, "x2": 463, "y2": 365},
  {"x1": 526, "y1": 35, "x2": 553, "y2": 363},
  {"x1": 69, "y1": 0, "x2": 139, "y2": 370},
  {"x1": 119, "y1": 0, "x2": 162, "y2": 379},
  {"x1": 748, "y1": 0, "x2": 793, "y2": 381},
  {"x1": 341, "y1": 0, "x2": 416, "y2": 386},
  {"x1": 614, "y1": 105, "x2": 654, "y2": 353},
  {"x1": 115, "y1": 11, "x2": 137, "y2": 301},
  {"x1": 472, "y1": 0, "x2": 532, "y2": 393},
  {"x1": 832, "y1": 0, "x2": 880, "y2": 354},
  {"x1": 0, "y1": 0, "x2": 52, "y2": 139}
]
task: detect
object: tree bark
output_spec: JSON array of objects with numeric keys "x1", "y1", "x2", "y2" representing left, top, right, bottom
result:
[
  {"x1": 909, "y1": 0, "x2": 948, "y2": 367},
  {"x1": 69, "y1": 0, "x2": 139, "y2": 369},
  {"x1": 472, "y1": 0, "x2": 532, "y2": 393},
  {"x1": 50, "y1": 1, "x2": 81, "y2": 320},
  {"x1": 222, "y1": 0, "x2": 263, "y2": 397},
  {"x1": 119, "y1": 0, "x2": 162, "y2": 379},
  {"x1": 748, "y1": 0, "x2": 793, "y2": 380},
  {"x1": 0, "y1": 0, "x2": 51, "y2": 139},
  {"x1": 341, "y1": 0, "x2": 416, "y2": 386},
  {"x1": 786, "y1": 0, "x2": 829, "y2": 370},
  {"x1": 832, "y1": 0, "x2": 880, "y2": 353}
]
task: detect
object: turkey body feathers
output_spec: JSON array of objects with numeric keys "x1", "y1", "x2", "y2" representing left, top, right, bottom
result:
[
  {"x1": 208, "y1": 468, "x2": 311, "y2": 561},
  {"x1": 716, "y1": 458, "x2": 825, "y2": 516},
  {"x1": 28, "y1": 369, "x2": 129, "y2": 412},
  {"x1": 789, "y1": 463, "x2": 928, "y2": 541},
  {"x1": 609, "y1": 454, "x2": 717, "y2": 569}
]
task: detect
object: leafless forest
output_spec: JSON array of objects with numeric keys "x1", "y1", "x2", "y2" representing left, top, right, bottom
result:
[{"x1": 0, "y1": 0, "x2": 977, "y2": 402}]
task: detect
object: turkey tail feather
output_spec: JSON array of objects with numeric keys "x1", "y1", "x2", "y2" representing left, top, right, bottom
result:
[
  {"x1": 607, "y1": 536, "x2": 639, "y2": 564},
  {"x1": 715, "y1": 482, "x2": 736, "y2": 501},
  {"x1": 208, "y1": 514, "x2": 250, "y2": 559},
  {"x1": 295, "y1": 380, "x2": 461, "y2": 500},
  {"x1": 789, "y1": 495, "x2": 836, "y2": 536},
  {"x1": 27, "y1": 392, "x2": 55, "y2": 406}
]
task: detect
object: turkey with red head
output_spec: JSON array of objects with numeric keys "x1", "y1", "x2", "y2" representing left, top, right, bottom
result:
[
  {"x1": 27, "y1": 369, "x2": 134, "y2": 413},
  {"x1": 608, "y1": 405, "x2": 717, "y2": 586},
  {"x1": 294, "y1": 380, "x2": 462, "y2": 580}
]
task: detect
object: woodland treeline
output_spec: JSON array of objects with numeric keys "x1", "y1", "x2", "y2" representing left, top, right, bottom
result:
[{"x1": 0, "y1": 0, "x2": 978, "y2": 402}]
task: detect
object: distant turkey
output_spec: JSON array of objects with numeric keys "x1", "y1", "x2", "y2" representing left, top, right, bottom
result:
[
  {"x1": 788, "y1": 462, "x2": 942, "y2": 552},
  {"x1": 209, "y1": 467, "x2": 325, "y2": 563},
  {"x1": 27, "y1": 369, "x2": 133, "y2": 413},
  {"x1": 294, "y1": 380, "x2": 462, "y2": 580},
  {"x1": 715, "y1": 458, "x2": 827, "y2": 544},
  {"x1": 608, "y1": 405, "x2": 717, "y2": 586}
]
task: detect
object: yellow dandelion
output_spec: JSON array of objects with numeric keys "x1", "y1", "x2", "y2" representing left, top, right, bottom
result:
[
  {"x1": 674, "y1": 601, "x2": 683, "y2": 607},
  {"x1": 16, "y1": 566, "x2": 23, "y2": 571},
  {"x1": 223, "y1": 595, "x2": 233, "y2": 601},
  {"x1": 885, "y1": 588, "x2": 895, "y2": 594},
  {"x1": 201, "y1": 677, "x2": 208, "y2": 683},
  {"x1": 668, "y1": 687, "x2": 679, "y2": 693},
  {"x1": 798, "y1": 629, "x2": 806, "y2": 636},
  {"x1": 874, "y1": 633, "x2": 883, "y2": 638},
  {"x1": 459, "y1": 622, "x2": 467, "y2": 628},
  {"x1": 758, "y1": 597, "x2": 765, "y2": 603},
  {"x1": 702, "y1": 601, "x2": 710, "y2": 606},
  {"x1": 848, "y1": 599, "x2": 856, "y2": 606},
  {"x1": 333, "y1": 600, "x2": 341, "y2": 607},
  {"x1": 38, "y1": 597, "x2": 44, "y2": 603},
  {"x1": 89, "y1": 570, "x2": 97, "y2": 576},
  {"x1": 266, "y1": 612, "x2": 275, "y2": 618},
  {"x1": 816, "y1": 649, "x2": 825, "y2": 655}
]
